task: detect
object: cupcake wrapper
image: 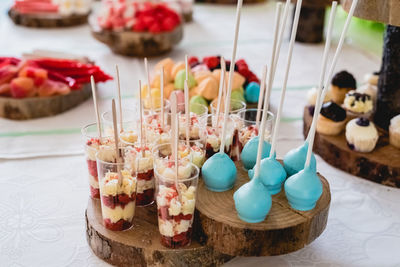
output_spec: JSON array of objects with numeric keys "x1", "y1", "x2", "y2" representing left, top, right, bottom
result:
[{"x1": 316, "y1": 116, "x2": 346, "y2": 136}]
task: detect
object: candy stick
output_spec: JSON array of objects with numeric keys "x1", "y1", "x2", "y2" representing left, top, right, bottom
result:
[
  {"x1": 184, "y1": 80, "x2": 190, "y2": 148},
  {"x1": 161, "y1": 67, "x2": 165, "y2": 130},
  {"x1": 185, "y1": 55, "x2": 189, "y2": 81},
  {"x1": 215, "y1": 57, "x2": 226, "y2": 128},
  {"x1": 115, "y1": 65, "x2": 123, "y2": 132},
  {"x1": 138, "y1": 80, "x2": 145, "y2": 157},
  {"x1": 144, "y1": 58, "x2": 153, "y2": 113},
  {"x1": 111, "y1": 99, "x2": 122, "y2": 186},
  {"x1": 90, "y1": 76, "x2": 102, "y2": 140},
  {"x1": 305, "y1": 1, "x2": 337, "y2": 148},
  {"x1": 306, "y1": 0, "x2": 358, "y2": 167},
  {"x1": 269, "y1": 0, "x2": 303, "y2": 158},
  {"x1": 220, "y1": 0, "x2": 243, "y2": 154},
  {"x1": 254, "y1": 3, "x2": 282, "y2": 178},
  {"x1": 255, "y1": 65, "x2": 268, "y2": 130},
  {"x1": 273, "y1": 0, "x2": 290, "y2": 73},
  {"x1": 170, "y1": 92, "x2": 180, "y2": 199}
]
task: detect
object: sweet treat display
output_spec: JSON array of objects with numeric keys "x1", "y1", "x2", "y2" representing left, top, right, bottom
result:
[
  {"x1": 240, "y1": 136, "x2": 270, "y2": 170},
  {"x1": 389, "y1": 114, "x2": 400, "y2": 149},
  {"x1": 124, "y1": 145, "x2": 155, "y2": 206},
  {"x1": 343, "y1": 91, "x2": 373, "y2": 118},
  {"x1": 205, "y1": 116, "x2": 235, "y2": 159},
  {"x1": 316, "y1": 101, "x2": 347, "y2": 135},
  {"x1": 92, "y1": 1, "x2": 183, "y2": 56},
  {"x1": 283, "y1": 142, "x2": 317, "y2": 177},
  {"x1": 149, "y1": 56, "x2": 259, "y2": 109},
  {"x1": 8, "y1": 0, "x2": 92, "y2": 28},
  {"x1": 345, "y1": 117, "x2": 378, "y2": 153},
  {"x1": 329, "y1": 70, "x2": 356, "y2": 104},
  {"x1": 155, "y1": 160, "x2": 199, "y2": 248},
  {"x1": 98, "y1": 165, "x2": 137, "y2": 231}
]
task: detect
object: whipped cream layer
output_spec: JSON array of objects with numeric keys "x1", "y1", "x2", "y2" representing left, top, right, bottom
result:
[
  {"x1": 100, "y1": 170, "x2": 136, "y2": 197},
  {"x1": 101, "y1": 201, "x2": 135, "y2": 224}
]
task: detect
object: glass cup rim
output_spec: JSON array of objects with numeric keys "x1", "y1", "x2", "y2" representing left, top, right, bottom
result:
[
  {"x1": 101, "y1": 108, "x2": 138, "y2": 123},
  {"x1": 237, "y1": 109, "x2": 275, "y2": 125},
  {"x1": 81, "y1": 122, "x2": 114, "y2": 139},
  {"x1": 173, "y1": 102, "x2": 209, "y2": 116},
  {"x1": 143, "y1": 98, "x2": 171, "y2": 111},
  {"x1": 154, "y1": 160, "x2": 200, "y2": 183},
  {"x1": 210, "y1": 98, "x2": 246, "y2": 110}
]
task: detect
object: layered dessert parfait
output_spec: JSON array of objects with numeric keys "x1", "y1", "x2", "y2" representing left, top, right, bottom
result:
[
  {"x1": 124, "y1": 145, "x2": 155, "y2": 206},
  {"x1": 144, "y1": 113, "x2": 171, "y2": 145},
  {"x1": 155, "y1": 160, "x2": 199, "y2": 248},
  {"x1": 177, "y1": 103, "x2": 208, "y2": 142},
  {"x1": 190, "y1": 140, "x2": 206, "y2": 168},
  {"x1": 98, "y1": 170, "x2": 137, "y2": 231},
  {"x1": 205, "y1": 115, "x2": 235, "y2": 159}
]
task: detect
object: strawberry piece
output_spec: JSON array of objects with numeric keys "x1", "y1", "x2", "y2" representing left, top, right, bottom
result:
[
  {"x1": 118, "y1": 194, "x2": 131, "y2": 205},
  {"x1": 203, "y1": 56, "x2": 220, "y2": 70},
  {"x1": 188, "y1": 57, "x2": 199, "y2": 67},
  {"x1": 161, "y1": 17, "x2": 176, "y2": 31}
]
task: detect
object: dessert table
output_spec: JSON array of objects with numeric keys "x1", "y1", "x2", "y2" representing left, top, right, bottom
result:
[{"x1": 0, "y1": 0, "x2": 400, "y2": 266}]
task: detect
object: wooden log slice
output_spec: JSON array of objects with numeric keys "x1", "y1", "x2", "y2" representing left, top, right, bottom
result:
[
  {"x1": 194, "y1": 161, "x2": 331, "y2": 256},
  {"x1": 90, "y1": 15, "x2": 183, "y2": 57},
  {"x1": 8, "y1": 8, "x2": 89, "y2": 28},
  {"x1": 303, "y1": 106, "x2": 400, "y2": 187},
  {"x1": 0, "y1": 84, "x2": 92, "y2": 120},
  {"x1": 86, "y1": 199, "x2": 233, "y2": 267}
]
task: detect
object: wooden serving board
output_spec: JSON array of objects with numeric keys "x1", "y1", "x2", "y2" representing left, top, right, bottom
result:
[
  {"x1": 90, "y1": 15, "x2": 183, "y2": 57},
  {"x1": 8, "y1": 8, "x2": 89, "y2": 28},
  {"x1": 194, "y1": 161, "x2": 330, "y2": 256},
  {"x1": 303, "y1": 106, "x2": 400, "y2": 188},
  {"x1": 86, "y1": 199, "x2": 233, "y2": 267},
  {"x1": 0, "y1": 84, "x2": 92, "y2": 120}
]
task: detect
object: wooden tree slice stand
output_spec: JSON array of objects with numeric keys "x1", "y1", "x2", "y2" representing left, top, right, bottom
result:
[
  {"x1": 89, "y1": 16, "x2": 183, "y2": 57},
  {"x1": 194, "y1": 161, "x2": 330, "y2": 256},
  {"x1": 86, "y1": 161, "x2": 330, "y2": 265},
  {"x1": 8, "y1": 8, "x2": 89, "y2": 28},
  {"x1": 86, "y1": 199, "x2": 233, "y2": 267},
  {"x1": 0, "y1": 84, "x2": 92, "y2": 120},
  {"x1": 303, "y1": 106, "x2": 400, "y2": 187}
]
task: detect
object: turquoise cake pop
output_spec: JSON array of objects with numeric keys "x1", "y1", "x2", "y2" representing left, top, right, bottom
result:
[
  {"x1": 244, "y1": 82, "x2": 260, "y2": 103},
  {"x1": 285, "y1": 1, "x2": 338, "y2": 211},
  {"x1": 253, "y1": 153, "x2": 287, "y2": 195},
  {"x1": 283, "y1": 141, "x2": 316, "y2": 177},
  {"x1": 234, "y1": 1, "x2": 285, "y2": 223},
  {"x1": 241, "y1": 136, "x2": 270, "y2": 170}
]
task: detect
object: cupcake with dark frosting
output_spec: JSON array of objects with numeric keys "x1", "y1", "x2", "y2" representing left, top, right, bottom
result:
[
  {"x1": 316, "y1": 101, "x2": 347, "y2": 135},
  {"x1": 330, "y1": 70, "x2": 357, "y2": 104},
  {"x1": 343, "y1": 90, "x2": 374, "y2": 120},
  {"x1": 346, "y1": 117, "x2": 378, "y2": 153}
]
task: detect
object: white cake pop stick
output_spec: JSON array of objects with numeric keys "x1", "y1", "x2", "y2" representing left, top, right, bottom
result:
[
  {"x1": 115, "y1": 65, "x2": 124, "y2": 132},
  {"x1": 304, "y1": 1, "x2": 337, "y2": 163},
  {"x1": 254, "y1": 3, "x2": 282, "y2": 178},
  {"x1": 269, "y1": 0, "x2": 303, "y2": 158},
  {"x1": 170, "y1": 92, "x2": 181, "y2": 200},
  {"x1": 160, "y1": 67, "x2": 165, "y2": 130},
  {"x1": 90, "y1": 76, "x2": 102, "y2": 140},
  {"x1": 138, "y1": 80, "x2": 145, "y2": 157},
  {"x1": 144, "y1": 58, "x2": 153, "y2": 113},
  {"x1": 220, "y1": 0, "x2": 243, "y2": 154},
  {"x1": 273, "y1": 0, "x2": 290, "y2": 73},
  {"x1": 185, "y1": 54, "x2": 189, "y2": 81},
  {"x1": 255, "y1": 65, "x2": 268, "y2": 130},
  {"x1": 215, "y1": 57, "x2": 226, "y2": 128},
  {"x1": 184, "y1": 80, "x2": 190, "y2": 148},
  {"x1": 306, "y1": 0, "x2": 358, "y2": 167},
  {"x1": 111, "y1": 99, "x2": 122, "y2": 186}
]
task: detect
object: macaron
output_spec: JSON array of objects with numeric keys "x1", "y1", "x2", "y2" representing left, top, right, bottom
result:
[
  {"x1": 190, "y1": 95, "x2": 208, "y2": 107},
  {"x1": 174, "y1": 69, "x2": 197, "y2": 90},
  {"x1": 212, "y1": 69, "x2": 245, "y2": 90},
  {"x1": 196, "y1": 76, "x2": 219, "y2": 100},
  {"x1": 231, "y1": 90, "x2": 245, "y2": 103},
  {"x1": 155, "y1": 58, "x2": 174, "y2": 83},
  {"x1": 171, "y1": 61, "x2": 185, "y2": 79}
]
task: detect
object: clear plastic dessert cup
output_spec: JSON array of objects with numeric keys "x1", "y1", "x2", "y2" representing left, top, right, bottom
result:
[
  {"x1": 143, "y1": 99, "x2": 171, "y2": 116},
  {"x1": 123, "y1": 143, "x2": 155, "y2": 207},
  {"x1": 154, "y1": 160, "x2": 199, "y2": 248},
  {"x1": 152, "y1": 142, "x2": 192, "y2": 171},
  {"x1": 205, "y1": 114, "x2": 235, "y2": 159},
  {"x1": 175, "y1": 103, "x2": 208, "y2": 140},
  {"x1": 81, "y1": 123, "x2": 114, "y2": 199},
  {"x1": 235, "y1": 109, "x2": 274, "y2": 152},
  {"x1": 102, "y1": 108, "x2": 138, "y2": 136},
  {"x1": 210, "y1": 98, "x2": 246, "y2": 115},
  {"x1": 96, "y1": 150, "x2": 137, "y2": 231},
  {"x1": 143, "y1": 113, "x2": 171, "y2": 145}
]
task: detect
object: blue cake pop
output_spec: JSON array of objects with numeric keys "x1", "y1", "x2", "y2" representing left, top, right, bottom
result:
[
  {"x1": 233, "y1": 177, "x2": 272, "y2": 223},
  {"x1": 244, "y1": 82, "x2": 260, "y2": 103},
  {"x1": 255, "y1": 153, "x2": 287, "y2": 195},
  {"x1": 240, "y1": 136, "x2": 271, "y2": 170},
  {"x1": 284, "y1": 164, "x2": 323, "y2": 211},
  {"x1": 283, "y1": 141, "x2": 317, "y2": 177},
  {"x1": 202, "y1": 152, "x2": 237, "y2": 192}
]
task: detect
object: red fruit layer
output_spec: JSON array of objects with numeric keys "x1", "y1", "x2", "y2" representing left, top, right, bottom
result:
[
  {"x1": 137, "y1": 168, "x2": 154, "y2": 181},
  {"x1": 104, "y1": 218, "x2": 132, "y2": 231},
  {"x1": 136, "y1": 188, "x2": 155, "y2": 206},
  {"x1": 160, "y1": 228, "x2": 192, "y2": 248},
  {"x1": 86, "y1": 159, "x2": 98, "y2": 178},
  {"x1": 158, "y1": 206, "x2": 193, "y2": 222},
  {"x1": 101, "y1": 193, "x2": 136, "y2": 209},
  {"x1": 90, "y1": 186, "x2": 100, "y2": 199}
]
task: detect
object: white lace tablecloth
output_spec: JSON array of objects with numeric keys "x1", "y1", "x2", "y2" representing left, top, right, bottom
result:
[{"x1": 1, "y1": 0, "x2": 400, "y2": 266}]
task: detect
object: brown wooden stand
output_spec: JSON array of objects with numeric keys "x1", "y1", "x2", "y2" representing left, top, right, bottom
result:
[
  {"x1": 303, "y1": 106, "x2": 400, "y2": 188},
  {"x1": 8, "y1": 8, "x2": 89, "y2": 28},
  {"x1": 86, "y1": 199, "x2": 232, "y2": 267},
  {"x1": 194, "y1": 161, "x2": 330, "y2": 256},
  {"x1": 0, "y1": 84, "x2": 92, "y2": 120}
]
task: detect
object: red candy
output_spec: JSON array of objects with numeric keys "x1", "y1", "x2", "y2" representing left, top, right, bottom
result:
[{"x1": 203, "y1": 56, "x2": 220, "y2": 70}]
